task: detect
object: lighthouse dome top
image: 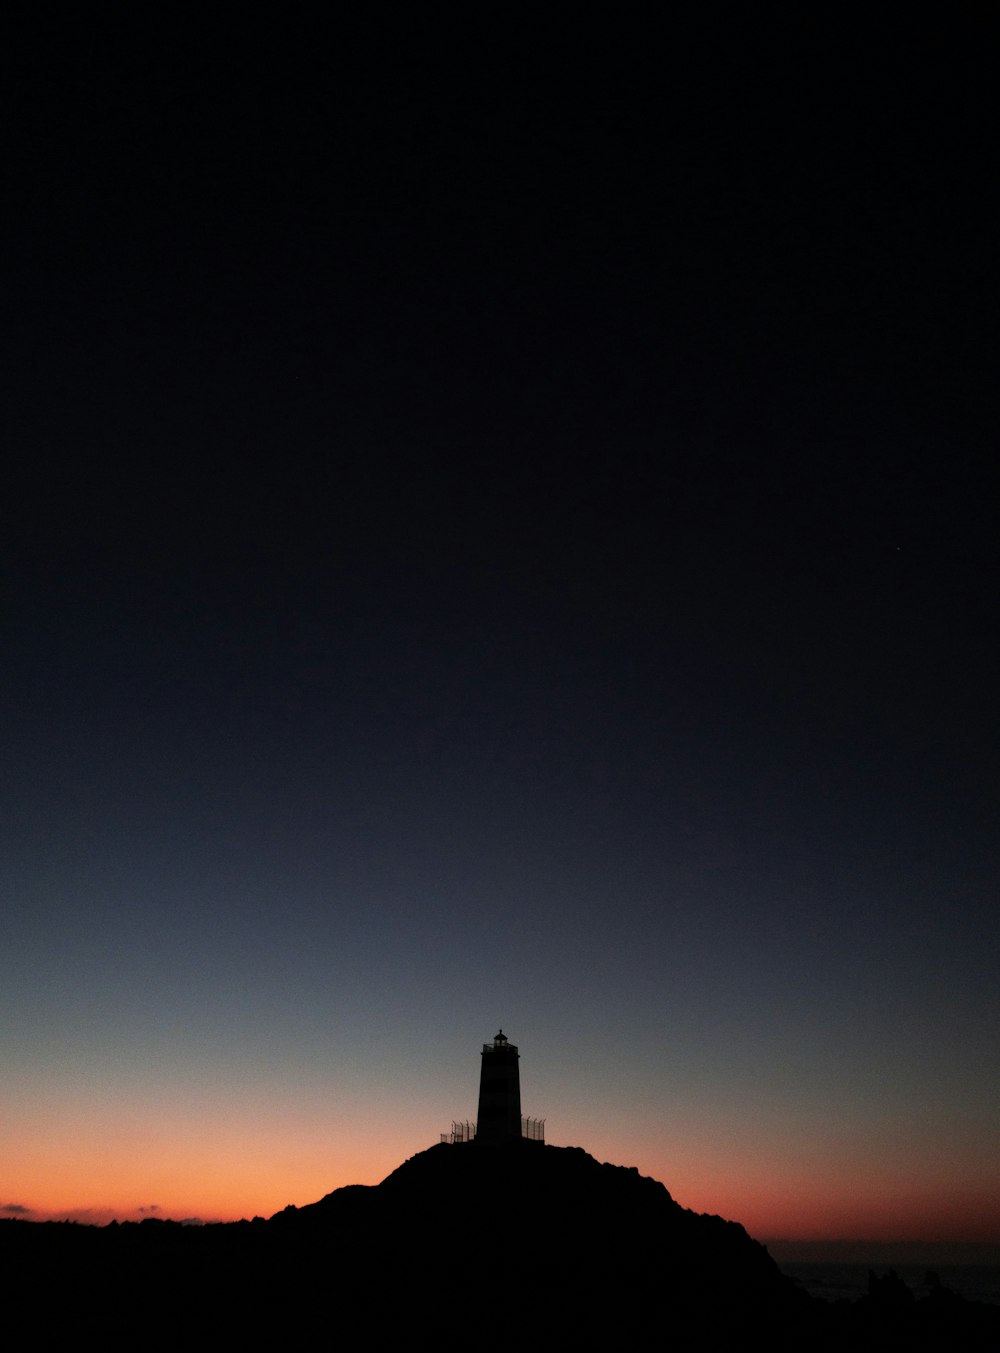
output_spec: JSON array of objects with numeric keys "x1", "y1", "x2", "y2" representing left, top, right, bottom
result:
[{"x1": 484, "y1": 1029, "x2": 517, "y2": 1056}]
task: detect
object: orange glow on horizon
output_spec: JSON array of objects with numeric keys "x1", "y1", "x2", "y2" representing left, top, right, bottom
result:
[
  {"x1": 8, "y1": 1135, "x2": 998, "y2": 1243},
  {"x1": 6, "y1": 1083, "x2": 997, "y2": 1241}
]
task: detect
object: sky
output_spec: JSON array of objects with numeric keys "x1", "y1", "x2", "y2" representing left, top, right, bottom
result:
[{"x1": 3, "y1": 12, "x2": 998, "y2": 1241}]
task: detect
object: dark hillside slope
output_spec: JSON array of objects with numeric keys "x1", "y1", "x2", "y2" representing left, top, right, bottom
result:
[{"x1": 270, "y1": 1141, "x2": 808, "y2": 1346}]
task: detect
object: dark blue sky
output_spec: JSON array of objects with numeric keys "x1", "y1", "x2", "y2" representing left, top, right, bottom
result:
[{"x1": 4, "y1": 12, "x2": 998, "y2": 1236}]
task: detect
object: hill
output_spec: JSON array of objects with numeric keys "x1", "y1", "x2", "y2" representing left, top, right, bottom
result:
[{"x1": 271, "y1": 1140, "x2": 802, "y2": 1344}]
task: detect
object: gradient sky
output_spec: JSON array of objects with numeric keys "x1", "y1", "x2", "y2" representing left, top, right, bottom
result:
[{"x1": 4, "y1": 13, "x2": 998, "y2": 1241}]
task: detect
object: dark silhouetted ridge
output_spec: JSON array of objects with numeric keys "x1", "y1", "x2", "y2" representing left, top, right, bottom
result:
[
  {"x1": 267, "y1": 1141, "x2": 808, "y2": 1347},
  {"x1": 5, "y1": 1144, "x2": 998, "y2": 1349},
  {"x1": 275, "y1": 1141, "x2": 780, "y2": 1294}
]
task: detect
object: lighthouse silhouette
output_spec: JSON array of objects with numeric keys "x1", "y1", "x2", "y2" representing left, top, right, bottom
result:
[
  {"x1": 441, "y1": 1031, "x2": 544, "y2": 1144},
  {"x1": 476, "y1": 1029, "x2": 522, "y2": 1144}
]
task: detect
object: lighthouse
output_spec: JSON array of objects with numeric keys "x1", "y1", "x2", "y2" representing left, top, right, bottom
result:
[
  {"x1": 476, "y1": 1029, "x2": 523, "y2": 1144},
  {"x1": 440, "y1": 1031, "x2": 545, "y2": 1145}
]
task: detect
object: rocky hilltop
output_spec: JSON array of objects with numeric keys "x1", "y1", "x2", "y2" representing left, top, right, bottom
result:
[{"x1": 273, "y1": 1139, "x2": 802, "y2": 1345}]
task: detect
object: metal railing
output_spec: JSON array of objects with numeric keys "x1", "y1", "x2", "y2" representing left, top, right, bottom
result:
[
  {"x1": 440, "y1": 1116, "x2": 546, "y2": 1144},
  {"x1": 443, "y1": 1120, "x2": 476, "y2": 1143}
]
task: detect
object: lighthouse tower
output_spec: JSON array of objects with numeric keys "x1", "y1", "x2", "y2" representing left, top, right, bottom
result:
[{"x1": 476, "y1": 1029, "x2": 522, "y2": 1144}]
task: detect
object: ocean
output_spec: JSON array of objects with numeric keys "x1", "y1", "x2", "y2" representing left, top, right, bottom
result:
[{"x1": 778, "y1": 1262, "x2": 1000, "y2": 1307}]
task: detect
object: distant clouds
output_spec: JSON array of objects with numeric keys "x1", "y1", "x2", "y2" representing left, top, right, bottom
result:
[{"x1": 3, "y1": 1203, "x2": 32, "y2": 1215}]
